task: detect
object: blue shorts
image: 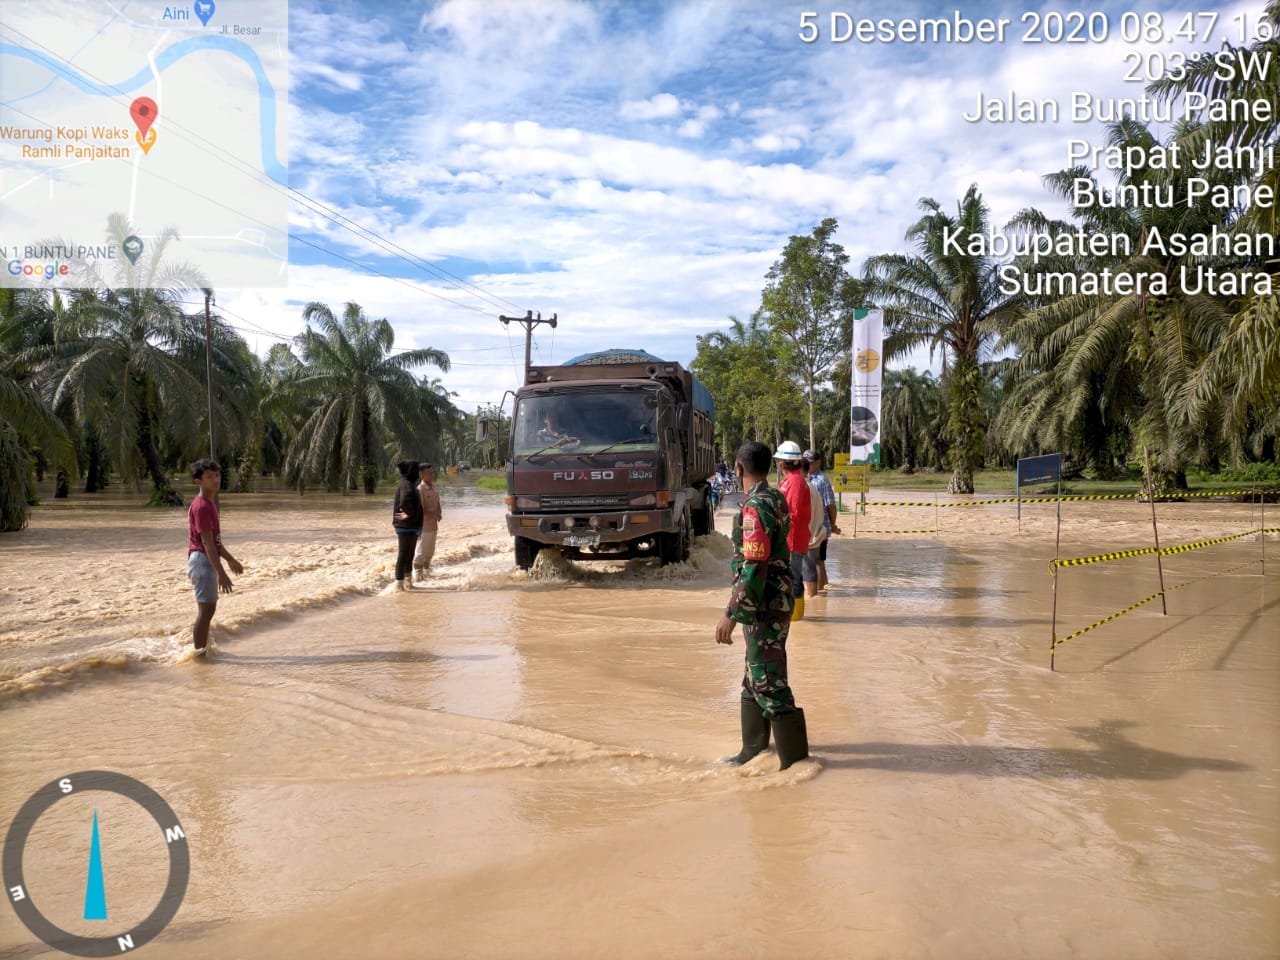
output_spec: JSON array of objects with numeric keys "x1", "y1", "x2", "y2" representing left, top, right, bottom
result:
[{"x1": 187, "y1": 551, "x2": 218, "y2": 604}]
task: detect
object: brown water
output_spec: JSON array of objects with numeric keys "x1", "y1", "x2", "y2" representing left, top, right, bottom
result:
[{"x1": 1, "y1": 488, "x2": 1277, "y2": 959}]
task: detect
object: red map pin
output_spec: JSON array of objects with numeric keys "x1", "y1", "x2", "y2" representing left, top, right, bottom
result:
[{"x1": 130, "y1": 97, "x2": 158, "y2": 138}]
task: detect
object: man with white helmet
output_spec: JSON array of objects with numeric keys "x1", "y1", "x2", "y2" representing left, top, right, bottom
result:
[
  {"x1": 773, "y1": 440, "x2": 810, "y2": 621},
  {"x1": 804, "y1": 448, "x2": 839, "y2": 591}
]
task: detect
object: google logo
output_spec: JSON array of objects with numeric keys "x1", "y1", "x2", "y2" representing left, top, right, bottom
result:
[{"x1": 6, "y1": 259, "x2": 69, "y2": 279}]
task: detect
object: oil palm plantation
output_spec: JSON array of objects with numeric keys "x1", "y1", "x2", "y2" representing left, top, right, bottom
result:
[
  {"x1": 275, "y1": 301, "x2": 452, "y2": 493},
  {"x1": 1151, "y1": 2, "x2": 1280, "y2": 460},
  {"x1": 863, "y1": 185, "x2": 1023, "y2": 493},
  {"x1": 37, "y1": 221, "x2": 253, "y2": 496},
  {"x1": 999, "y1": 118, "x2": 1240, "y2": 486},
  {"x1": 0, "y1": 290, "x2": 73, "y2": 529},
  {"x1": 880, "y1": 368, "x2": 941, "y2": 473}
]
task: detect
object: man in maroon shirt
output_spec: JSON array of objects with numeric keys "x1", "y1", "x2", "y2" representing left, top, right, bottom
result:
[
  {"x1": 187, "y1": 459, "x2": 243, "y2": 653},
  {"x1": 774, "y1": 441, "x2": 810, "y2": 621}
]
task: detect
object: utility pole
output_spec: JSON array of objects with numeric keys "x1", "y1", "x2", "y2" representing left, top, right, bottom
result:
[
  {"x1": 499, "y1": 310, "x2": 558, "y2": 379},
  {"x1": 204, "y1": 292, "x2": 216, "y2": 460}
]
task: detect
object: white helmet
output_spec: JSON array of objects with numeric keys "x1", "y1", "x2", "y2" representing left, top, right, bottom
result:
[{"x1": 773, "y1": 440, "x2": 804, "y2": 461}]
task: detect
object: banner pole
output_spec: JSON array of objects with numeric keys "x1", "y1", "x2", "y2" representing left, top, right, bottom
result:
[
  {"x1": 934, "y1": 492, "x2": 940, "y2": 537},
  {"x1": 1143, "y1": 445, "x2": 1168, "y2": 615},
  {"x1": 1261, "y1": 487, "x2": 1266, "y2": 571}
]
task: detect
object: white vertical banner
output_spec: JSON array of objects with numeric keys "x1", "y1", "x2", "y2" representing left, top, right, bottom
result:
[{"x1": 850, "y1": 308, "x2": 883, "y2": 464}]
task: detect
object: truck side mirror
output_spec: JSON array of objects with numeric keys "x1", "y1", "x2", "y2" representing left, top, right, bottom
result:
[
  {"x1": 676, "y1": 402, "x2": 690, "y2": 430},
  {"x1": 476, "y1": 418, "x2": 491, "y2": 443}
]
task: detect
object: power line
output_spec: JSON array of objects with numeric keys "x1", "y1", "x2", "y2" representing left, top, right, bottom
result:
[{"x1": 289, "y1": 190, "x2": 525, "y2": 314}]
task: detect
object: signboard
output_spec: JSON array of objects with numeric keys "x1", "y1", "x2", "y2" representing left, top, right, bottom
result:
[
  {"x1": 1017, "y1": 453, "x2": 1062, "y2": 486},
  {"x1": 1016, "y1": 452, "x2": 1063, "y2": 523},
  {"x1": 832, "y1": 454, "x2": 870, "y2": 493},
  {"x1": 850, "y1": 308, "x2": 884, "y2": 464}
]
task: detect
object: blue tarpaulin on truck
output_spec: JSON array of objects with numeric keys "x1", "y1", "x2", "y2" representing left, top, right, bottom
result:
[{"x1": 562, "y1": 349, "x2": 714, "y2": 419}]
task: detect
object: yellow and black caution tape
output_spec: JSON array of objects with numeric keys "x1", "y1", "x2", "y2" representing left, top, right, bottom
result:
[
  {"x1": 1049, "y1": 527, "x2": 1277, "y2": 572},
  {"x1": 1164, "y1": 558, "x2": 1263, "y2": 595},
  {"x1": 1052, "y1": 591, "x2": 1163, "y2": 649},
  {"x1": 1026, "y1": 493, "x2": 1139, "y2": 502},
  {"x1": 863, "y1": 489, "x2": 1277, "y2": 510},
  {"x1": 863, "y1": 500, "x2": 953, "y2": 508},
  {"x1": 1049, "y1": 546, "x2": 1157, "y2": 571},
  {"x1": 862, "y1": 497, "x2": 1020, "y2": 508},
  {"x1": 1166, "y1": 489, "x2": 1280, "y2": 499},
  {"x1": 856, "y1": 528, "x2": 936, "y2": 535},
  {"x1": 1159, "y1": 529, "x2": 1265, "y2": 557},
  {"x1": 1051, "y1": 530, "x2": 1276, "y2": 651}
]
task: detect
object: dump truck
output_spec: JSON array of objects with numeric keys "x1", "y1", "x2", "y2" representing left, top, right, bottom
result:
[{"x1": 501, "y1": 349, "x2": 716, "y2": 569}]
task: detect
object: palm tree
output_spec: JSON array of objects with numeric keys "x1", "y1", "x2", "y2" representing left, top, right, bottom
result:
[
  {"x1": 881, "y1": 368, "x2": 939, "y2": 472},
  {"x1": 1151, "y1": 3, "x2": 1280, "y2": 460},
  {"x1": 0, "y1": 290, "x2": 73, "y2": 530},
  {"x1": 276, "y1": 301, "x2": 451, "y2": 493},
  {"x1": 864, "y1": 185, "x2": 1023, "y2": 493},
  {"x1": 35, "y1": 219, "x2": 256, "y2": 497},
  {"x1": 1000, "y1": 118, "x2": 1240, "y2": 487}
]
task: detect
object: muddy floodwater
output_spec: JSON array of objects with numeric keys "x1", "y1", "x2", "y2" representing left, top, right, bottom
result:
[{"x1": 1, "y1": 483, "x2": 1277, "y2": 959}]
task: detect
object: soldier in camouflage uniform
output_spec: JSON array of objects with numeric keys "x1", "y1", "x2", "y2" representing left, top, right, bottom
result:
[{"x1": 715, "y1": 441, "x2": 810, "y2": 770}]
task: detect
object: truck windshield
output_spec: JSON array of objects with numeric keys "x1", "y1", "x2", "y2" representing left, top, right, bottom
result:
[{"x1": 513, "y1": 390, "x2": 659, "y2": 456}]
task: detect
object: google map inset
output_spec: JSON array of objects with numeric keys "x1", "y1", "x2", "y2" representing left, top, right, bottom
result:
[{"x1": 0, "y1": 0, "x2": 288, "y2": 288}]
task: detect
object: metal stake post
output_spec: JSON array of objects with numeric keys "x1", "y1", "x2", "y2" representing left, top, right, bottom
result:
[
  {"x1": 1143, "y1": 446, "x2": 1168, "y2": 616},
  {"x1": 1051, "y1": 497, "x2": 1063, "y2": 672}
]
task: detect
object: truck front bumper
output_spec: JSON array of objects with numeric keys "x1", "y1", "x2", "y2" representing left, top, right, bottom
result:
[{"x1": 507, "y1": 510, "x2": 672, "y2": 547}]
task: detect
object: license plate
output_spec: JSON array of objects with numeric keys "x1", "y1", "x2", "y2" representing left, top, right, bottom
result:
[{"x1": 563, "y1": 533, "x2": 600, "y2": 547}]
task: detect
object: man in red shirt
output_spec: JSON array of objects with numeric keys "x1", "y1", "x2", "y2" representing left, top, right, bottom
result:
[
  {"x1": 774, "y1": 441, "x2": 810, "y2": 621},
  {"x1": 187, "y1": 459, "x2": 243, "y2": 654}
]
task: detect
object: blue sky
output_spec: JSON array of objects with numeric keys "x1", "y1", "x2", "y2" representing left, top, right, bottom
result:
[{"x1": 221, "y1": 0, "x2": 1257, "y2": 410}]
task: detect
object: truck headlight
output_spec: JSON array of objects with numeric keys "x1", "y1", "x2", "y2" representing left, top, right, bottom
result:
[{"x1": 629, "y1": 493, "x2": 656, "y2": 507}]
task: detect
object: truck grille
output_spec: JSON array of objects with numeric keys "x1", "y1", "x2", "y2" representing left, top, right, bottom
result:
[{"x1": 538, "y1": 495, "x2": 630, "y2": 509}]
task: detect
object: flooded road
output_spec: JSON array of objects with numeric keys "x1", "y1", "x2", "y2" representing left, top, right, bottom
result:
[{"x1": 1, "y1": 488, "x2": 1276, "y2": 958}]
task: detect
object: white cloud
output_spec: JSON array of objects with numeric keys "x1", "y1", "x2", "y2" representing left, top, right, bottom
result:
[
  {"x1": 752, "y1": 133, "x2": 801, "y2": 152},
  {"x1": 619, "y1": 93, "x2": 682, "y2": 120},
  {"x1": 270, "y1": 0, "x2": 1232, "y2": 404}
]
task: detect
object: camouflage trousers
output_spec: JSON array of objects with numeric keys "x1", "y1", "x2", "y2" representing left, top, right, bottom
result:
[{"x1": 741, "y1": 605, "x2": 795, "y2": 718}]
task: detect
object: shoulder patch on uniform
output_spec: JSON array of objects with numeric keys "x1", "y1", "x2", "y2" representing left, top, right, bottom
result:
[{"x1": 741, "y1": 506, "x2": 769, "y2": 560}]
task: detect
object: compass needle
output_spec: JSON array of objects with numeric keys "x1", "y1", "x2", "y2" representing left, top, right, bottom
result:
[{"x1": 83, "y1": 810, "x2": 107, "y2": 921}]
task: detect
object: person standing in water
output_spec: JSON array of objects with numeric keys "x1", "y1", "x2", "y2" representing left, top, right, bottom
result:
[
  {"x1": 391, "y1": 460, "x2": 424, "y2": 591},
  {"x1": 715, "y1": 441, "x2": 809, "y2": 771},
  {"x1": 804, "y1": 449, "x2": 840, "y2": 591},
  {"x1": 187, "y1": 459, "x2": 243, "y2": 653},
  {"x1": 412, "y1": 461, "x2": 443, "y2": 583},
  {"x1": 774, "y1": 440, "x2": 811, "y2": 621}
]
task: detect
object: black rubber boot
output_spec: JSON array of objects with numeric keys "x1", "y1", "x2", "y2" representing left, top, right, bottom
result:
[
  {"x1": 721, "y1": 697, "x2": 771, "y2": 765},
  {"x1": 773, "y1": 708, "x2": 809, "y2": 771}
]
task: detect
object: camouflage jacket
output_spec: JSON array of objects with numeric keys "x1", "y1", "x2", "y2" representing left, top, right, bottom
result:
[{"x1": 726, "y1": 480, "x2": 793, "y2": 623}]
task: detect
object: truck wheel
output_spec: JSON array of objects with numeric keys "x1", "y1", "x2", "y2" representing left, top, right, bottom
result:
[
  {"x1": 660, "y1": 506, "x2": 692, "y2": 565},
  {"x1": 658, "y1": 530, "x2": 679, "y2": 565},
  {"x1": 514, "y1": 537, "x2": 540, "y2": 570},
  {"x1": 692, "y1": 504, "x2": 711, "y2": 537}
]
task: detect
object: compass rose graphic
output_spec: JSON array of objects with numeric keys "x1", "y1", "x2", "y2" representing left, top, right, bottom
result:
[{"x1": 4, "y1": 771, "x2": 189, "y2": 957}]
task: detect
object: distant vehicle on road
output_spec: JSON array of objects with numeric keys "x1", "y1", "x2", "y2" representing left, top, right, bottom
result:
[{"x1": 457, "y1": 460, "x2": 471, "y2": 472}]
